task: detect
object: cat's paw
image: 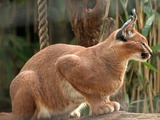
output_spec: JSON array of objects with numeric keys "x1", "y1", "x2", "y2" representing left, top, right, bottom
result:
[
  {"x1": 70, "y1": 102, "x2": 90, "y2": 118},
  {"x1": 91, "y1": 101, "x2": 120, "y2": 115}
]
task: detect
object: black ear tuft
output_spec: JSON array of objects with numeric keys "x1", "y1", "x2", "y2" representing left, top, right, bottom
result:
[
  {"x1": 116, "y1": 30, "x2": 127, "y2": 42},
  {"x1": 132, "y1": 8, "x2": 137, "y2": 19},
  {"x1": 116, "y1": 9, "x2": 137, "y2": 42}
]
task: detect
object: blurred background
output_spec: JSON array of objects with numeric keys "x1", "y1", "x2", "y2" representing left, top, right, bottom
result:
[{"x1": 0, "y1": 0, "x2": 160, "y2": 113}]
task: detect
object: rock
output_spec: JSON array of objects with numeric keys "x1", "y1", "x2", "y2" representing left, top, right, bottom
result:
[{"x1": 80, "y1": 111, "x2": 160, "y2": 120}]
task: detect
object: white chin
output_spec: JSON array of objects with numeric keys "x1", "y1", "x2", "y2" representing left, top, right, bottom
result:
[
  {"x1": 136, "y1": 58, "x2": 148, "y2": 62},
  {"x1": 131, "y1": 53, "x2": 148, "y2": 62}
]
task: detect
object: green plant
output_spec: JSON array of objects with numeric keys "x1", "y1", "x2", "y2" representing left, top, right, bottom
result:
[
  {"x1": 121, "y1": 0, "x2": 160, "y2": 113},
  {"x1": 0, "y1": 34, "x2": 38, "y2": 111}
]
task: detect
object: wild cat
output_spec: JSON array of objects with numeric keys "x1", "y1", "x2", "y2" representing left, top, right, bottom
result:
[{"x1": 0, "y1": 11, "x2": 152, "y2": 120}]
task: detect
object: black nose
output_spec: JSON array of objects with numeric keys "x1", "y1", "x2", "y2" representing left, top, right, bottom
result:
[
  {"x1": 141, "y1": 53, "x2": 149, "y2": 59},
  {"x1": 149, "y1": 51, "x2": 153, "y2": 56}
]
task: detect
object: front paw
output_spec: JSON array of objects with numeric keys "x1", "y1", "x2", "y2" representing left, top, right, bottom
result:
[
  {"x1": 91, "y1": 101, "x2": 120, "y2": 115},
  {"x1": 70, "y1": 102, "x2": 90, "y2": 118},
  {"x1": 110, "y1": 101, "x2": 120, "y2": 111}
]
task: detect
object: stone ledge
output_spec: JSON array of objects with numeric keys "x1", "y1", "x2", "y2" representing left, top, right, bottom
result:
[{"x1": 80, "y1": 111, "x2": 160, "y2": 120}]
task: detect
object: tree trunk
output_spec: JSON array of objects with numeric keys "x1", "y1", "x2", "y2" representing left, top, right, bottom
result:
[
  {"x1": 65, "y1": 0, "x2": 127, "y2": 111},
  {"x1": 65, "y1": 0, "x2": 115, "y2": 47}
]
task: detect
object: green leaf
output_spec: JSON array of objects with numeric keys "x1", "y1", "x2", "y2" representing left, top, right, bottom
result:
[
  {"x1": 0, "y1": 50, "x2": 14, "y2": 83},
  {"x1": 142, "y1": 14, "x2": 155, "y2": 37},
  {"x1": 130, "y1": 99, "x2": 147, "y2": 105},
  {"x1": 143, "y1": 62, "x2": 159, "y2": 73},
  {"x1": 151, "y1": 44, "x2": 160, "y2": 51},
  {"x1": 144, "y1": 0, "x2": 149, "y2": 4},
  {"x1": 144, "y1": 6, "x2": 154, "y2": 17},
  {"x1": 125, "y1": 93, "x2": 130, "y2": 105}
]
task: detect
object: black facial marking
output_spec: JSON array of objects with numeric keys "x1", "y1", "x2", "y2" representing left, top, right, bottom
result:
[
  {"x1": 116, "y1": 30, "x2": 127, "y2": 42},
  {"x1": 141, "y1": 53, "x2": 149, "y2": 59}
]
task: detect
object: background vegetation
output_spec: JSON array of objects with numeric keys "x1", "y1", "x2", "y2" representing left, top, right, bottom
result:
[{"x1": 0, "y1": 0, "x2": 159, "y2": 113}]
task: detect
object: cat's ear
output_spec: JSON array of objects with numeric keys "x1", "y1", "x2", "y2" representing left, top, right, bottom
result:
[{"x1": 116, "y1": 9, "x2": 137, "y2": 41}]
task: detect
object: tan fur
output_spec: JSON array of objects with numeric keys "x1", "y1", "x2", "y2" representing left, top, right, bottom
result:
[{"x1": 0, "y1": 16, "x2": 152, "y2": 120}]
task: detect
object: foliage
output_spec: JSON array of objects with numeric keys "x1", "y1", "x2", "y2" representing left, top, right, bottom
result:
[
  {"x1": 0, "y1": 34, "x2": 38, "y2": 111},
  {"x1": 118, "y1": 0, "x2": 160, "y2": 113}
]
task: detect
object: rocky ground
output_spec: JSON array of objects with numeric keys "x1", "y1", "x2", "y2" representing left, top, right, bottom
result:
[{"x1": 80, "y1": 111, "x2": 160, "y2": 120}]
